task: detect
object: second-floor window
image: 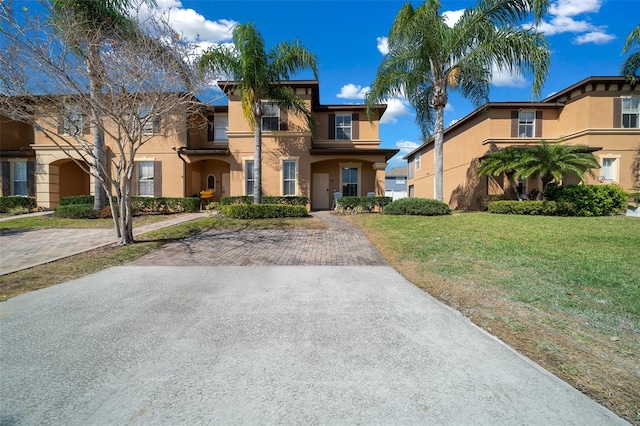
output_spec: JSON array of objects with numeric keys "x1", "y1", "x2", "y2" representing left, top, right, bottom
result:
[
  {"x1": 207, "y1": 114, "x2": 228, "y2": 141},
  {"x1": 622, "y1": 97, "x2": 640, "y2": 128},
  {"x1": 415, "y1": 154, "x2": 421, "y2": 170},
  {"x1": 262, "y1": 102, "x2": 280, "y2": 131},
  {"x1": 518, "y1": 111, "x2": 536, "y2": 138},
  {"x1": 336, "y1": 114, "x2": 352, "y2": 140},
  {"x1": 62, "y1": 105, "x2": 83, "y2": 136}
]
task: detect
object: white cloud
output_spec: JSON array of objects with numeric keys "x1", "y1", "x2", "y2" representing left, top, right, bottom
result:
[
  {"x1": 395, "y1": 140, "x2": 421, "y2": 156},
  {"x1": 445, "y1": 102, "x2": 454, "y2": 112},
  {"x1": 377, "y1": 36, "x2": 389, "y2": 55},
  {"x1": 530, "y1": 0, "x2": 614, "y2": 45},
  {"x1": 491, "y1": 65, "x2": 527, "y2": 88},
  {"x1": 136, "y1": 0, "x2": 236, "y2": 44},
  {"x1": 380, "y1": 98, "x2": 412, "y2": 124},
  {"x1": 337, "y1": 84, "x2": 370, "y2": 100},
  {"x1": 443, "y1": 9, "x2": 464, "y2": 28},
  {"x1": 573, "y1": 31, "x2": 616, "y2": 45}
]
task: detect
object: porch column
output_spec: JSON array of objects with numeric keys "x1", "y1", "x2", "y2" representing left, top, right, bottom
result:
[{"x1": 372, "y1": 162, "x2": 387, "y2": 196}]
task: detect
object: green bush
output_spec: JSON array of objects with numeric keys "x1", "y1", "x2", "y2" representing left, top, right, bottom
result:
[
  {"x1": 54, "y1": 204, "x2": 99, "y2": 219},
  {"x1": 0, "y1": 196, "x2": 37, "y2": 213},
  {"x1": 219, "y1": 204, "x2": 308, "y2": 219},
  {"x1": 131, "y1": 197, "x2": 199, "y2": 213},
  {"x1": 336, "y1": 196, "x2": 392, "y2": 213},
  {"x1": 488, "y1": 200, "x2": 576, "y2": 216},
  {"x1": 60, "y1": 195, "x2": 95, "y2": 206},
  {"x1": 545, "y1": 185, "x2": 628, "y2": 216},
  {"x1": 220, "y1": 196, "x2": 309, "y2": 206},
  {"x1": 383, "y1": 198, "x2": 451, "y2": 216}
]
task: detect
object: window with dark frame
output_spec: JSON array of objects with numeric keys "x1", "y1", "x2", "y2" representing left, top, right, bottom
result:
[{"x1": 261, "y1": 102, "x2": 280, "y2": 131}]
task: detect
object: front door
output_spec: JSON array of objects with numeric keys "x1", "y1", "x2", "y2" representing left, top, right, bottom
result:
[
  {"x1": 221, "y1": 173, "x2": 230, "y2": 201},
  {"x1": 312, "y1": 173, "x2": 330, "y2": 210}
]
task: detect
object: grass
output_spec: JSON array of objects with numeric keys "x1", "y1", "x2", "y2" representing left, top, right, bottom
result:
[
  {"x1": 0, "y1": 215, "x2": 324, "y2": 301},
  {"x1": 348, "y1": 212, "x2": 640, "y2": 424}
]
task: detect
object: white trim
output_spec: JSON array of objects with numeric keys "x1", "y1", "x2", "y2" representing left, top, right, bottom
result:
[
  {"x1": 598, "y1": 154, "x2": 622, "y2": 182},
  {"x1": 339, "y1": 162, "x2": 361, "y2": 197}
]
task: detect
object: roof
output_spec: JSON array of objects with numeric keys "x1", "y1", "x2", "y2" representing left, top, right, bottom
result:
[
  {"x1": 385, "y1": 166, "x2": 407, "y2": 177},
  {"x1": 403, "y1": 76, "x2": 638, "y2": 160},
  {"x1": 309, "y1": 148, "x2": 399, "y2": 162}
]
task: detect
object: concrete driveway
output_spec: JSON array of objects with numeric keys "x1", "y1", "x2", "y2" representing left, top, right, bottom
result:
[{"x1": 0, "y1": 213, "x2": 628, "y2": 425}]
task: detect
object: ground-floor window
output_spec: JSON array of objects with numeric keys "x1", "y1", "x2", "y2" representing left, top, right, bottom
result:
[
  {"x1": 602, "y1": 158, "x2": 615, "y2": 180},
  {"x1": 12, "y1": 161, "x2": 27, "y2": 196},
  {"x1": 138, "y1": 161, "x2": 154, "y2": 196},
  {"x1": 342, "y1": 167, "x2": 358, "y2": 197},
  {"x1": 283, "y1": 160, "x2": 296, "y2": 196},
  {"x1": 245, "y1": 160, "x2": 254, "y2": 196},
  {"x1": 207, "y1": 174, "x2": 216, "y2": 190}
]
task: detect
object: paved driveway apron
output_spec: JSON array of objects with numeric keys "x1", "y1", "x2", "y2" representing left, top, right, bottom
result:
[{"x1": 0, "y1": 212, "x2": 627, "y2": 425}]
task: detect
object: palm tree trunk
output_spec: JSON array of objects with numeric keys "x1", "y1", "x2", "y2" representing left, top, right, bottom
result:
[
  {"x1": 434, "y1": 103, "x2": 445, "y2": 202},
  {"x1": 253, "y1": 119, "x2": 262, "y2": 205}
]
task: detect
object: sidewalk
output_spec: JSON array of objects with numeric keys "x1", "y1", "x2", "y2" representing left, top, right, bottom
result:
[{"x1": 0, "y1": 212, "x2": 208, "y2": 275}]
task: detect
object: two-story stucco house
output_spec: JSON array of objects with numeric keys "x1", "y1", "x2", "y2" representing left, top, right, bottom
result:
[
  {"x1": 1, "y1": 80, "x2": 398, "y2": 210},
  {"x1": 404, "y1": 76, "x2": 640, "y2": 210}
]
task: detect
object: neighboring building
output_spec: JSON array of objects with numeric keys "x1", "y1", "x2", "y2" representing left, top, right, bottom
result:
[
  {"x1": 0, "y1": 80, "x2": 398, "y2": 210},
  {"x1": 405, "y1": 76, "x2": 640, "y2": 210},
  {"x1": 384, "y1": 166, "x2": 408, "y2": 200}
]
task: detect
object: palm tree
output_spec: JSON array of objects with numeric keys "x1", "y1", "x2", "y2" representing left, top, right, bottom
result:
[
  {"x1": 478, "y1": 147, "x2": 527, "y2": 200},
  {"x1": 516, "y1": 141, "x2": 600, "y2": 194},
  {"x1": 198, "y1": 23, "x2": 318, "y2": 204},
  {"x1": 621, "y1": 24, "x2": 640, "y2": 83},
  {"x1": 366, "y1": 0, "x2": 550, "y2": 202},
  {"x1": 51, "y1": 0, "x2": 156, "y2": 211}
]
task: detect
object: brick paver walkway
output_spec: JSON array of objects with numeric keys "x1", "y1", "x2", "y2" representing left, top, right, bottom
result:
[{"x1": 128, "y1": 211, "x2": 387, "y2": 266}]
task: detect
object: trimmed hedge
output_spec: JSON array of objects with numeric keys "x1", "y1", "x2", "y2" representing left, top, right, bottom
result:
[
  {"x1": 220, "y1": 196, "x2": 309, "y2": 206},
  {"x1": 488, "y1": 200, "x2": 576, "y2": 216},
  {"x1": 59, "y1": 195, "x2": 199, "y2": 213},
  {"x1": 383, "y1": 198, "x2": 451, "y2": 216},
  {"x1": 336, "y1": 196, "x2": 392, "y2": 212},
  {"x1": 0, "y1": 196, "x2": 37, "y2": 213},
  {"x1": 219, "y1": 204, "x2": 308, "y2": 219},
  {"x1": 54, "y1": 204, "x2": 99, "y2": 219},
  {"x1": 545, "y1": 184, "x2": 628, "y2": 216},
  {"x1": 60, "y1": 195, "x2": 95, "y2": 206}
]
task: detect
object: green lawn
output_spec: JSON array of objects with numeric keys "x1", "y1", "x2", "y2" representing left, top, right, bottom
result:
[{"x1": 353, "y1": 213, "x2": 640, "y2": 332}]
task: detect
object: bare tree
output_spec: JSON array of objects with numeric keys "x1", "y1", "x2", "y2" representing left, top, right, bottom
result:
[{"x1": 0, "y1": 0, "x2": 208, "y2": 245}]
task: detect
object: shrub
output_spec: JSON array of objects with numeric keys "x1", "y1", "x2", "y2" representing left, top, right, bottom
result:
[
  {"x1": 488, "y1": 200, "x2": 576, "y2": 216},
  {"x1": 545, "y1": 184, "x2": 628, "y2": 216},
  {"x1": 7, "y1": 206, "x2": 30, "y2": 215},
  {"x1": 0, "y1": 196, "x2": 37, "y2": 213},
  {"x1": 219, "y1": 204, "x2": 308, "y2": 219},
  {"x1": 383, "y1": 198, "x2": 452, "y2": 216},
  {"x1": 55, "y1": 204, "x2": 99, "y2": 219},
  {"x1": 336, "y1": 196, "x2": 392, "y2": 213},
  {"x1": 60, "y1": 195, "x2": 95, "y2": 206},
  {"x1": 131, "y1": 197, "x2": 199, "y2": 214},
  {"x1": 220, "y1": 196, "x2": 309, "y2": 206},
  {"x1": 476, "y1": 194, "x2": 507, "y2": 211}
]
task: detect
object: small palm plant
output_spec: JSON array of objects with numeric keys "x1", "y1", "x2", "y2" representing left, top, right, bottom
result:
[{"x1": 478, "y1": 147, "x2": 527, "y2": 200}]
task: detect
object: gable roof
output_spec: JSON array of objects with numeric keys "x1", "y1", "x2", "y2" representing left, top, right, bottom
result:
[{"x1": 385, "y1": 166, "x2": 407, "y2": 177}]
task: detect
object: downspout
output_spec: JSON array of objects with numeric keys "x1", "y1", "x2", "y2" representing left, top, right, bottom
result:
[{"x1": 174, "y1": 146, "x2": 188, "y2": 197}]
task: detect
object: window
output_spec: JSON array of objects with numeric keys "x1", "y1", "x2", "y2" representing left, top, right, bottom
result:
[
  {"x1": 12, "y1": 161, "x2": 27, "y2": 196},
  {"x1": 622, "y1": 97, "x2": 640, "y2": 128},
  {"x1": 262, "y1": 102, "x2": 280, "y2": 131},
  {"x1": 517, "y1": 177, "x2": 527, "y2": 199},
  {"x1": 283, "y1": 160, "x2": 296, "y2": 196},
  {"x1": 395, "y1": 177, "x2": 406, "y2": 185},
  {"x1": 336, "y1": 114, "x2": 352, "y2": 140},
  {"x1": 207, "y1": 175, "x2": 216, "y2": 190},
  {"x1": 63, "y1": 105, "x2": 83, "y2": 136},
  {"x1": 599, "y1": 156, "x2": 621, "y2": 182},
  {"x1": 245, "y1": 160, "x2": 254, "y2": 196},
  {"x1": 208, "y1": 114, "x2": 228, "y2": 141},
  {"x1": 138, "y1": 161, "x2": 154, "y2": 196},
  {"x1": 415, "y1": 154, "x2": 421, "y2": 170},
  {"x1": 518, "y1": 111, "x2": 536, "y2": 138},
  {"x1": 342, "y1": 167, "x2": 358, "y2": 196}
]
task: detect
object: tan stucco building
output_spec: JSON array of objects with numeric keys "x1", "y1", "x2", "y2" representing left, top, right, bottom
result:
[
  {"x1": 1, "y1": 80, "x2": 398, "y2": 210},
  {"x1": 405, "y1": 76, "x2": 640, "y2": 210}
]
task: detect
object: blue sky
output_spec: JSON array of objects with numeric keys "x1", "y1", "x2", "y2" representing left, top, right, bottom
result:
[{"x1": 151, "y1": 0, "x2": 636, "y2": 169}]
